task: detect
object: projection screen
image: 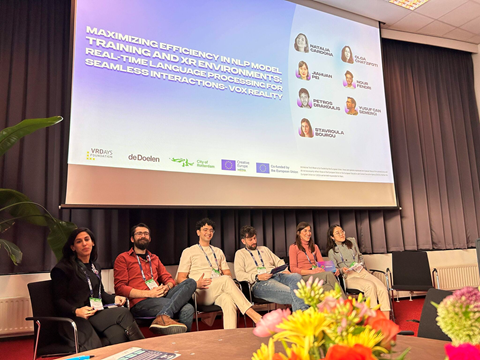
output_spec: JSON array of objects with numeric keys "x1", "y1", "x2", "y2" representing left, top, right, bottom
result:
[{"x1": 65, "y1": 0, "x2": 397, "y2": 208}]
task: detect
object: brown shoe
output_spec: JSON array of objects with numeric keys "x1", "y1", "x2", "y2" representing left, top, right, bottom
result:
[{"x1": 149, "y1": 315, "x2": 187, "y2": 335}]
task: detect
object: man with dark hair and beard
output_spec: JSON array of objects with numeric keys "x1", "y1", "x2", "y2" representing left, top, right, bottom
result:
[
  {"x1": 114, "y1": 223, "x2": 196, "y2": 335},
  {"x1": 234, "y1": 225, "x2": 308, "y2": 312}
]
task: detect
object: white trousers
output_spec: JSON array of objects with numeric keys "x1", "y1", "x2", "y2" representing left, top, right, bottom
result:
[
  {"x1": 195, "y1": 275, "x2": 252, "y2": 329},
  {"x1": 345, "y1": 268, "x2": 390, "y2": 311}
]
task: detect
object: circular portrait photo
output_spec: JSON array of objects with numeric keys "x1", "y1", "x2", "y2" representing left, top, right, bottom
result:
[
  {"x1": 341, "y1": 45, "x2": 354, "y2": 64},
  {"x1": 296, "y1": 61, "x2": 311, "y2": 81},
  {"x1": 345, "y1": 97, "x2": 358, "y2": 116},
  {"x1": 294, "y1": 33, "x2": 309, "y2": 53},
  {"x1": 343, "y1": 70, "x2": 356, "y2": 89},
  {"x1": 299, "y1": 118, "x2": 314, "y2": 138},
  {"x1": 297, "y1": 88, "x2": 312, "y2": 109}
]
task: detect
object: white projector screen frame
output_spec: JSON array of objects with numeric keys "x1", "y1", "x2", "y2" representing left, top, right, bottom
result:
[{"x1": 65, "y1": 0, "x2": 397, "y2": 208}]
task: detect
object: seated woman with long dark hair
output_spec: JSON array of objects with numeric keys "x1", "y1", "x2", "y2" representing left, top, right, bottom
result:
[
  {"x1": 289, "y1": 222, "x2": 345, "y2": 298},
  {"x1": 326, "y1": 224, "x2": 390, "y2": 319},
  {"x1": 51, "y1": 228, "x2": 144, "y2": 351}
]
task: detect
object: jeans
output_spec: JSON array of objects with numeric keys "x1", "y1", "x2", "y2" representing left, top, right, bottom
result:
[
  {"x1": 252, "y1": 273, "x2": 308, "y2": 312},
  {"x1": 131, "y1": 278, "x2": 196, "y2": 331}
]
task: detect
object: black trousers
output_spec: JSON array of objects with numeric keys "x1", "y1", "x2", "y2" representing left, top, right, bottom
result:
[{"x1": 60, "y1": 307, "x2": 135, "y2": 351}]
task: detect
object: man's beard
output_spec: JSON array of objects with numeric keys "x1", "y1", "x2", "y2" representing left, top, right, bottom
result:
[
  {"x1": 135, "y1": 238, "x2": 150, "y2": 250},
  {"x1": 246, "y1": 244, "x2": 257, "y2": 250}
]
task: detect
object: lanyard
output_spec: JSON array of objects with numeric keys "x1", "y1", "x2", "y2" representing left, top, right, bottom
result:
[
  {"x1": 198, "y1": 244, "x2": 220, "y2": 270},
  {"x1": 246, "y1": 248, "x2": 265, "y2": 267},
  {"x1": 80, "y1": 262, "x2": 102, "y2": 299},
  {"x1": 303, "y1": 250, "x2": 317, "y2": 265},
  {"x1": 136, "y1": 254, "x2": 155, "y2": 282},
  {"x1": 336, "y1": 245, "x2": 357, "y2": 264}
]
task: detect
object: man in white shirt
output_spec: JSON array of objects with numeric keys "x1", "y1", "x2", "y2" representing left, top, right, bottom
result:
[
  {"x1": 176, "y1": 218, "x2": 261, "y2": 329},
  {"x1": 234, "y1": 225, "x2": 308, "y2": 312}
]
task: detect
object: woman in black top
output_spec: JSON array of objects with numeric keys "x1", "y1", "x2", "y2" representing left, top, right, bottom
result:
[{"x1": 51, "y1": 228, "x2": 144, "y2": 351}]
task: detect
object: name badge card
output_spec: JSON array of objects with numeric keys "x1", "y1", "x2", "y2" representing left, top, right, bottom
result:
[
  {"x1": 257, "y1": 266, "x2": 267, "y2": 274},
  {"x1": 89, "y1": 297, "x2": 103, "y2": 311},
  {"x1": 212, "y1": 269, "x2": 221, "y2": 278},
  {"x1": 145, "y1": 279, "x2": 158, "y2": 289}
]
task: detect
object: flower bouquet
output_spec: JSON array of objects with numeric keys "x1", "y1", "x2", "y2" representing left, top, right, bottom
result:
[
  {"x1": 252, "y1": 278, "x2": 408, "y2": 360},
  {"x1": 433, "y1": 286, "x2": 480, "y2": 360}
]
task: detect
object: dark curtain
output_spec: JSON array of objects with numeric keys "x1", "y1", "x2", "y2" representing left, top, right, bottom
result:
[
  {"x1": 382, "y1": 39, "x2": 480, "y2": 251},
  {"x1": 1, "y1": 1, "x2": 480, "y2": 274}
]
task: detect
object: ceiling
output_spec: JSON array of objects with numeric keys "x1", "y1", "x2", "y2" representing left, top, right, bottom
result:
[{"x1": 314, "y1": 0, "x2": 480, "y2": 45}]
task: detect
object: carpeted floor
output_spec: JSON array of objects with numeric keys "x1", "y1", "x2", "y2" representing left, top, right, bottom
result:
[{"x1": 0, "y1": 297, "x2": 425, "y2": 360}]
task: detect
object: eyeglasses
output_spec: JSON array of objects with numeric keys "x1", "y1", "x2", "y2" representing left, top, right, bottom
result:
[
  {"x1": 134, "y1": 231, "x2": 150, "y2": 236},
  {"x1": 201, "y1": 229, "x2": 215, "y2": 234},
  {"x1": 333, "y1": 230, "x2": 345, "y2": 236}
]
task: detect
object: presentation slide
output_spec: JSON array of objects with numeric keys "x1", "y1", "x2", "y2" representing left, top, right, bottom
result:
[{"x1": 66, "y1": 0, "x2": 396, "y2": 207}]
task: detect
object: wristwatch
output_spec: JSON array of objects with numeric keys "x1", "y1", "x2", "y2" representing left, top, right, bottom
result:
[{"x1": 255, "y1": 275, "x2": 259, "y2": 282}]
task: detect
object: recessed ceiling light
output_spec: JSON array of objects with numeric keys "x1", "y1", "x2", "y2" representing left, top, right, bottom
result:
[{"x1": 388, "y1": 0, "x2": 430, "y2": 10}]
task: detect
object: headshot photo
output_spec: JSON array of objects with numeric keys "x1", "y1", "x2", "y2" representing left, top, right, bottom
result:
[
  {"x1": 296, "y1": 61, "x2": 310, "y2": 81},
  {"x1": 345, "y1": 97, "x2": 358, "y2": 115},
  {"x1": 343, "y1": 70, "x2": 356, "y2": 89},
  {"x1": 341, "y1": 45, "x2": 354, "y2": 64},
  {"x1": 294, "y1": 33, "x2": 309, "y2": 53},
  {"x1": 298, "y1": 88, "x2": 312, "y2": 109},
  {"x1": 299, "y1": 118, "x2": 314, "y2": 138}
]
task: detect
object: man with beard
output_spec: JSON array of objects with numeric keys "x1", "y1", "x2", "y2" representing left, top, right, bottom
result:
[
  {"x1": 234, "y1": 225, "x2": 308, "y2": 312},
  {"x1": 346, "y1": 97, "x2": 358, "y2": 115},
  {"x1": 114, "y1": 223, "x2": 196, "y2": 335}
]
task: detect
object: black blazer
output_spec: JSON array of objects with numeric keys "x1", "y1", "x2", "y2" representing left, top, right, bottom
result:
[{"x1": 51, "y1": 257, "x2": 115, "y2": 317}]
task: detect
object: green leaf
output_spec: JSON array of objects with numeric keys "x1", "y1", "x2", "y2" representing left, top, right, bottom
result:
[
  {"x1": 351, "y1": 326, "x2": 366, "y2": 335},
  {"x1": 0, "y1": 116, "x2": 63, "y2": 157},
  {"x1": 0, "y1": 189, "x2": 48, "y2": 226},
  {"x1": 393, "y1": 347, "x2": 411, "y2": 360},
  {"x1": 0, "y1": 215, "x2": 16, "y2": 233},
  {"x1": 46, "y1": 218, "x2": 77, "y2": 261},
  {"x1": 0, "y1": 239, "x2": 23, "y2": 265}
]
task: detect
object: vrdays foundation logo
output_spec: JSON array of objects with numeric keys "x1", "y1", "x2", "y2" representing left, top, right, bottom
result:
[{"x1": 86, "y1": 148, "x2": 113, "y2": 160}]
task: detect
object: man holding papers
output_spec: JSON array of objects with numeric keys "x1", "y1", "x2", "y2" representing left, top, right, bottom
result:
[{"x1": 234, "y1": 226, "x2": 309, "y2": 312}]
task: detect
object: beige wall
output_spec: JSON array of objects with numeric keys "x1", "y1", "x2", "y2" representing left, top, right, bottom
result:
[{"x1": 1, "y1": 249, "x2": 477, "y2": 299}]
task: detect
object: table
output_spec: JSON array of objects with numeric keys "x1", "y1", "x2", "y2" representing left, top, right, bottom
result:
[{"x1": 60, "y1": 328, "x2": 448, "y2": 360}]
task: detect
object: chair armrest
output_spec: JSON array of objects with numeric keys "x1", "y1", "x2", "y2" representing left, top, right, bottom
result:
[
  {"x1": 26, "y1": 316, "x2": 79, "y2": 354},
  {"x1": 232, "y1": 279, "x2": 241, "y2": 289},
  {"x1": 193, "y1": 292, "x2": 198, "y2": 312},
  {"x1": 238, "y1": 280, "x2": 253, "y2": 302},
  {"x1": 368, "y1": 268, "x2": 392, "y2": 291},
  {"x1": 432, "y1": 268, "x2": 440, "y2": 289},
  {"x1": 335, "y1": 274, "x2": 346, "y2": 292},
  {"x1": 25, "y1": 316, "x2": 76, "y2": 325}
]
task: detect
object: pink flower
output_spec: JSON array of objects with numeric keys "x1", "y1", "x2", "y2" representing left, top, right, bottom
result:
[
  {"x1": 445, "y1": 343, "x2": 480, "y2": 360},
  {"x1": 253, "y1": 308, "x2": 291, "y2": 337},
  {"x1": 318, "y1": 296, "x2": 338, "y2": 312},
  {"x1": 354, "y1": 302, "x2": 376, "y2": 319}
]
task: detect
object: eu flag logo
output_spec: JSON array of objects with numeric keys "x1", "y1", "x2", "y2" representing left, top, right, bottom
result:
[
  {"x1": 256, "y1": 163, "x2": 270, "y2": 174},
  {"x1": 221, "y1": 160, "x2": 236, "y2": 171}
]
